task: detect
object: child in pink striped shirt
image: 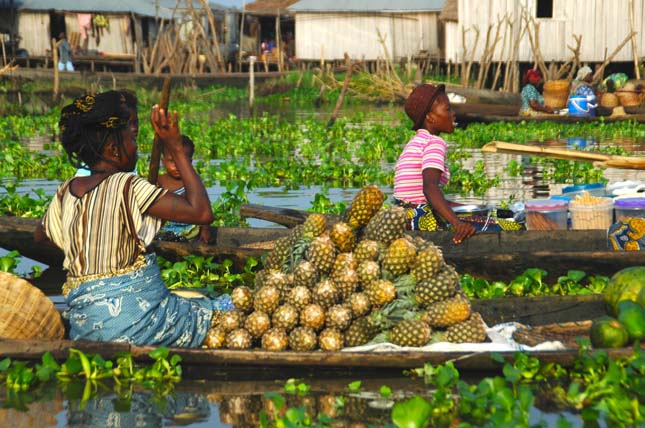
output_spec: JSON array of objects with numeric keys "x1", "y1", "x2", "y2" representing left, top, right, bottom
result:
[{"x1": 393, "y1": 84, "x2": 476, "y2": 244}]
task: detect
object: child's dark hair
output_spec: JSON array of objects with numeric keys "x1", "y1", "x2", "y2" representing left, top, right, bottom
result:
[
  {"x1": 163, "y1": 135, "x2": 195, "y2": 157},
  {"x1": 59, "y1": 91, "x2": 133, "y2": 169}
]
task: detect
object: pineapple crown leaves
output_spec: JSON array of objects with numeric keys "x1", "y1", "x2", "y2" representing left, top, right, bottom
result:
[
  {"x1": 286, "y1": 237, "x2": 311, "y2": 272},
  {"x1": 369, "y1": 297, "x2": 419, "y2": 330}
]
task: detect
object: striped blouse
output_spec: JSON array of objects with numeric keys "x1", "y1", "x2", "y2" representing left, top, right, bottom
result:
[
  {"x1": 42, "y1": 172, "x2": 167, "y2": 278},
  {"x1": 393, "y1": 129, "x2": 450, "y2": 204}
]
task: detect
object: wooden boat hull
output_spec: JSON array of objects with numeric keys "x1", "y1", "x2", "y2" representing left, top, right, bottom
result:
[
  {"x1": 452, "y1": 103, "x2": 645, "y2": 125},
  {"x1": 0, "y1": 294, "x2": 635, "y2": 378},
  {"x1": 0, "y1": 216, "x2": 642, "y2": 294}
]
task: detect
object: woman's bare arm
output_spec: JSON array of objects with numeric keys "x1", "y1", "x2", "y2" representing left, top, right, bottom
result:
[{"x1": 146, "y1": 107, "x2": 214, "y2": 224}]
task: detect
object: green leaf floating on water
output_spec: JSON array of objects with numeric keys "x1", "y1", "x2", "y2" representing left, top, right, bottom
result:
[{"x1": 391, "y1": 395, "x2": 432, "y2": 428}]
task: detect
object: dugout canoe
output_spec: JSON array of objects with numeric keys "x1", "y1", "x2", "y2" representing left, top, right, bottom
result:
[
  {"x1": 451, "y1": 103, "x2": 645, "y2": 125},
  {"x1": 0, "y1": 294, "x2": 639, "y2": 379},
  {"x1": 0, "y1": 216, "x2": 642, "y2": 294}
]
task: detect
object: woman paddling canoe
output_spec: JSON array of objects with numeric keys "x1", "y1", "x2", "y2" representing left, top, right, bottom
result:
[{"x1": 35, "y1": 91, "x2": 231, "y2": 347}]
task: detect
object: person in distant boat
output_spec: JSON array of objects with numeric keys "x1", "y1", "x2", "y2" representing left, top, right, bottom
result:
[
  {"x1": 34, "y1": 91, "x2": 231, "y2": 348},
  {"x1": 393, "y1": 84, "x2": 477, "y2": 245},
  {"x1": 570, "y1": 66, "x2": 596, "y2": 98},
  {"x1": 57, "y1": 32, "x2": 74, "y2": 72},
  {"x1": 156, "y1": 135, "x2": 212, "y2": 244},
  {"x1": 600, "y1": 72, "x2": 628, "y2": 92},
  {"x1": 520, "y1": 69, "x2": 554, "y2": 116}
]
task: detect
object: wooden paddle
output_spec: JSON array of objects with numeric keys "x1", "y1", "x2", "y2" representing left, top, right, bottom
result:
[
  {"x1": 482, "y1": 141, "x2": 645, "y2": 170},
  {"x1": 148, "y1": 76, "x2": 172, "y2": 184},
  {"x1": 239, "y1": 203, "x2": 341, "y2": 228}
]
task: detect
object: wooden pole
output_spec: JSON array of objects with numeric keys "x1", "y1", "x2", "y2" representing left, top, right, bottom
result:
[
  {"x1": 148, "y1": 76, "x2": 172, "y2": 184},
  {"x1": 327, "y1": 53, "x2": 353, "y2": 128},
  {"x1": 0, "y1": 36, "x2": 6, "y2": 67},
  {"x1": 249, "y1": 55, "x2": 255, "y2": 108},
  {"x1": 275, "y1": 12, "x2": 282, "y2": 72},
  {"x1": 482, "y1": 141, "x2": 645, "y2": 170},
  {"x1": 198, "y1": 0, "x2": 224, "y2": 72},
  {"x1": 238, "y1": 2, "x2": 246, "y2": 72},
  {"x1": 52, "y1": 38, "x2": 62, "y2": 100},
  {"x1": 628, "y1": 0, "x2": 641, "y2": 79},
  {"x1": 591, "y1": 31, "x2": 637, "y2": 84}
]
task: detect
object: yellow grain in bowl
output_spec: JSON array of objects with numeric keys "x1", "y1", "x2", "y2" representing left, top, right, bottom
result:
[{"x1": 568, "y1": 191, "x2": 614, "y2": 230}]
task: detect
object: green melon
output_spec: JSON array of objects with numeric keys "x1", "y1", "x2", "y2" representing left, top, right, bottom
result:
[
  {"x1": 604, "y1": 266, "x2": 645, "y2": 315},
  {"x1": 617, "y1": 301, "x2": 645, "y2": 341},
  {"x1": 589, "y1": 316, "x2": 630, "y2": 348},
  {"x1": 638, "y1": 287, "x2": 645, "y2": 310}
]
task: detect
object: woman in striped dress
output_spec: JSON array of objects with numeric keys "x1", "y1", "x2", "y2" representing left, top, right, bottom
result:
[
  {"x1": 393, "y1": 84, "x2": 476, "y2": 245},
  {"x1": 35, "y1": 91, "x2": 231, "y2": 347}
]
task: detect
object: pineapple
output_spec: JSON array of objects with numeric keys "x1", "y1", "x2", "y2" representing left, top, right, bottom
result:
[
  {"x1": 261, "y1": 328, "x2": 289, "y2": 351},
  {"x1": 421, "y1": 292, "x2": 471, "y2": 327},
  {"x1": 389, "y1": 319, "x2": 432, "y2": 347},
  {"x1": 244, "y1": 311, "x2": 271, "y2": 339},
  {"x1": 347, "y1": 292, "x2": 371, "y2": 317},
  {"x1": 231, "y1": 286, "x2": 254, "y2": 313},
  {"x1": 357, "y1": 260, "x2": 381, "y2": 288},
  {"x1": 253, "y1": 267, "x2": 279, "y2": 288},
  {"x1": 344, "y1": 316, "x2": 379, "y2": 347},
  {"x1": 353, "y1": 239, "x2": 381, "y2": 263},
  {"x1": 366, "y1": 279, "x2": 396, "y2": 307},
  {"x1": 381, "y1": 238, "x2": 417, "y2": 276},
  {"x1": 318, "y1": 328, "x2": 344, "y2": 351},
  {"x1": 306, "y1": 236, "x2": 337, "y2": 275},
  {"x1": 263, "y1": 270, "x2": 290, "y2": 290},
  {"x1": 312, "y1": 279, "x2": 339, "y2": 309},
  {"x1": 300, "y1": 303, "x2": 326, "y2": 331},
  {"x1": 325, "y1": 304, "x2": 353, "y2": 331},
  {"x1": 302, "y1": 213, "x2": 327, "y2": 240},
  {"x1": 317, "y1": 395, "x2": 340, "y2": 419},
  {"x1": 444, "y1": 312, "x2": 487, "y2": 343},
  {"x1": 365, "y1": 206, "x2": 409, "y2": 245},
  {"x1": 225, "y1": 328, "x2": 253, "y2": 349},
  {"x1": 263, "y1": 235, "x2": 292, "y2": 270},
  {"x1": 346, "y1": 185, "x2": 385, "y2": 229},
  {"x1": 288, "y1": 327, "x2": 318, "y2": 351},
  {"x1": 410, "y1": 245, "x2": 444, "y2": 282},
  {"x1": 272, "y1": 304, "x2": 300, "y2": 332},
  {"x1": 253, "y1": 285, "x2": 281, "y2": 315},
  {"x1": 293, "y1": 261, "x2": 318, "y2": 288},
  {"x1": 329, "y1": 222, "x2": 356, "y2": 252},
  {"x1": 414, "y1": 264, "x2": 459, "y2": 306},
  {"x1": 285, "y1": 285, "x2": 312, "y2": 310},
  {"x1": 331, "y1": 267, "x2": 359, "y2": 300},
  {"x1": 331, "y1": 252, "x2": 357, "y2": 274},
  {"x1": 203, "y1": 327, "x2": 227, "y2": 348},
  {"x1": 219, "y1": 310, "x2": 243, "y2": 333}
]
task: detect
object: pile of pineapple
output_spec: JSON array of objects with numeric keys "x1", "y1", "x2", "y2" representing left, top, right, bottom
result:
[{"x1": 205, "y1": 185, "x2": 488, "y2": 351}]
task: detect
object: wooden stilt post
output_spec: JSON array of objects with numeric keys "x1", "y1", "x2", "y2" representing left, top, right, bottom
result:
[
  {"x1": 628, "y1": 0, "x2": 640, "y2": 79},
  {"x1": 249, "y1": 55, "x2": 256, "y2": 108}
]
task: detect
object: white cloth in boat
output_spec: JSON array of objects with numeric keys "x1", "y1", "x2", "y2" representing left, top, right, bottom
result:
[{"x1": 341, "y1": 322, "x2": 567, "y2": 353}]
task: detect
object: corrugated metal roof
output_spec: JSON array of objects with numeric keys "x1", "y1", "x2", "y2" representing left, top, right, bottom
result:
[
  {"x1": 1, "y1": 0, "x2": 240, "y2": 17},
  {"x1": 288, "y1": 0, "x2": 445, "y2": 13}
]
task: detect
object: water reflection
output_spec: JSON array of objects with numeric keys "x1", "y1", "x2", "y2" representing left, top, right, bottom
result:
[{"x1": 0, "y1": 379, "x2": 594, "y2": 428}]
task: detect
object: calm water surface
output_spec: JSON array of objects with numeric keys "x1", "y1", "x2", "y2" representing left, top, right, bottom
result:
[{"x1": 0, "y1": 377, "x2": 590, "y2": 428}]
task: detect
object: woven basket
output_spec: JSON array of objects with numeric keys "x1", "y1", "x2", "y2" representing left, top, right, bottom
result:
[
  {"x1": 615, "y1": 89, "x2": 643, "y2": 107},
  {"x1": 512, "y1": 320, "x2": 592, "y2": 348},
  {"x1": 600, "y1": 92, "x2": 620, "y2": 108},
  {"x1": 0, "y1": 272, "x2": 65, "y2": 339},
  {"x1": 543, "y1": 80, "x2": 570, "y2": 109}
]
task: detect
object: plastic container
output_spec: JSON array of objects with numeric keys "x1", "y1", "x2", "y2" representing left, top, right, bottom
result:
[
  {"x1": 525, "y1": 199, "x2": 568, "y2": 230},
  {"x1": 568, "y1": 197, "x2": 614, "y2": 230},
  {"x1": 567, "y1": 95, "x2": 596, "y2": 117},
  {"x1": 562, "y1": 183, "x2": 606, "y2": 198},
  {"x1": 614, "y1": 198, "x2": 645, "y2": 221}
]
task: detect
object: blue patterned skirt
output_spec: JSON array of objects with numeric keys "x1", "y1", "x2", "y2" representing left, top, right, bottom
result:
[{"x1": 65, "y1": 254, "x2": 233, "y2": 348}]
